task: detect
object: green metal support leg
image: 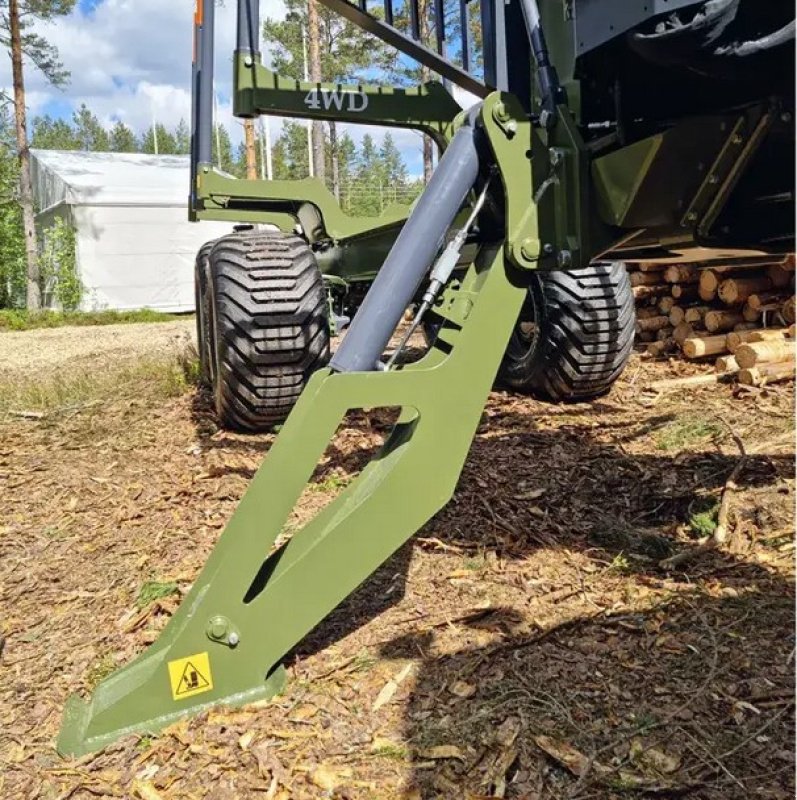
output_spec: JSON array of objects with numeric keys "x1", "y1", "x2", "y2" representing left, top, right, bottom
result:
[{"x1": 58, "y1": 243, "x2": 528, "y2": 756}]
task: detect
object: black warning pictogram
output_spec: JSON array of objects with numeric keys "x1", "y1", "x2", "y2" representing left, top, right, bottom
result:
[{"x1": 176, "y1": 661, "x2": 210, "y2": 695}]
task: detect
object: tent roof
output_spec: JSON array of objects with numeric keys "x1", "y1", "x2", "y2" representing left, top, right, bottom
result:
[{"x1": 31, "y1": 149, "x2": 194, "y2": 210}]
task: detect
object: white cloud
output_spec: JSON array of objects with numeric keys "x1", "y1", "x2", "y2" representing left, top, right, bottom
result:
[
  {"x1": 0, "y1": 0, "x2": 434, "y2": 174},
  {"x1": 0, "y1": 0, "x2": 285, "y2": 140}
]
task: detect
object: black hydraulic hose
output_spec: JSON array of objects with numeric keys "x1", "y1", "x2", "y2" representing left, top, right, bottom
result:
[
  {"x1": 329, "y1": 119, "x2": 483, "y2": 373},
  {"x1": 517, "y1": 0, "x2": 565, "y2": 126},
  {"x1": 237, "y1": 0, "x2": 260, "y2": 55}
]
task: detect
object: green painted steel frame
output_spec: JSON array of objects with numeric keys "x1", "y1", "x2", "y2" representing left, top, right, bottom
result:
[
  {"x1": 192, "y1": 57, "x2": 462, "y2": 247},
  {"x1": 58, "y1": 94, "x2": 536, "y2": 757}
]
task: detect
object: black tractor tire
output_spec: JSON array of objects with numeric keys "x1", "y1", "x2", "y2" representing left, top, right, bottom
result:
[
  {"x1": 207, "y1": 232, "x2": 331, "y2": 432},
  {"x1": 194, "y1": 239, "x2": 217, "y2": 387},
  {"x1": 498, "y1": 262, "x2": 634, "y2": 401}
]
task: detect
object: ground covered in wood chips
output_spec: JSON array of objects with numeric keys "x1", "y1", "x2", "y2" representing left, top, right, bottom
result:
[{"x1": 0, "y1": 331, "x2": 794, "y2": 800}]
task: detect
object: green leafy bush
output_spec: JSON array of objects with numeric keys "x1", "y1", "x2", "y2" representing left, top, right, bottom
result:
[{"x1": 39, "y1": 216, "x2": 82, "y2": 310}]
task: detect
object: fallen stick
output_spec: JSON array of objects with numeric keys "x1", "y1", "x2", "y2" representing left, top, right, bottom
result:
[
  {"x1": 660, "y1": 420, "x2": 747, "y2": 569},
  {"x1": 649, "y1": 371, "x2": 736, "y2": 391}
]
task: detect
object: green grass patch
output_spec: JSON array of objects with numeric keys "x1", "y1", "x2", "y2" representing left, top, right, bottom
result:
[
  {"x1": 370, "y1": 743, "x2": 409, "y2": 761},
  {"x1": 463, "y1": 556, "x2": 486, "y2": 572},
  {"x1": 351, "y1": 649, "x2": 377, "y2": 672},
  {"x1": 0, "y1": 352, "x2": 200, "y2": 418},
  {"x1": 136, "y1": 580, "x2": 179, "y2": 609},
  {"x1": 689, "y1": 501, "x2": 719, "y2": 538},
  {"x1": 309, "y1": 473, "x2": 352, "y2": 493},
  {"x1": 86, "y1": 653, "x2": 117, "y2": 690},
  {"x1": 0, "y1": 308, "x2": 183, "y2": 331},
  {"x1": 654, "y1": 416, "x2": 723, "y2": 452}
]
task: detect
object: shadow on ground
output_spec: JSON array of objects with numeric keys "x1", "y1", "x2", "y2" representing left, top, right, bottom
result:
[{"x1": 291, "y1": 401, "x2": 794, "y2": 798}]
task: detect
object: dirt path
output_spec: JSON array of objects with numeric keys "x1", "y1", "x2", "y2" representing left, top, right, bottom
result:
[
  {"x1": 0, "y1": 353, "x2": 793, "y2": 799},
  {"x1": 0, "y1": 319, "x2": 195, "y2": 375}
]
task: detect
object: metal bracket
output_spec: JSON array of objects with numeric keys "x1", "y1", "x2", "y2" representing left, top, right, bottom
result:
[{"x1": 680, "y1": 107, "x2": 774, "y2": 238}]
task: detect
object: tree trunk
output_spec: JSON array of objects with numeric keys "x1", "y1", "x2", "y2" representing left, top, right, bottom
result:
[
  {"x1": 419, "y1": 0, "x2": 434, "y2": 183},
  {"x1": 9, "y1": 0, "x2": 40, "y2": 310},
  {"x1": 307, "y1": 0, "x2": 325, "y2": 185},
  {"x1": 329, "y1": 121, "x2": 340, "y2": 202},
  {"x1": 243, "y1": 119, "x2": 257, "y2": 180}
]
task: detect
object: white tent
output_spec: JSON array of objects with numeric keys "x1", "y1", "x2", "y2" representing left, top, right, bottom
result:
[{"x1": 30, "y1": 150, "x2": 232, "y2": 312}]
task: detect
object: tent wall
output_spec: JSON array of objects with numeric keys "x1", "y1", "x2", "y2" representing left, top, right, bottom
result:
[
  {"x1": 30, "y1": 150, "x2": 233, "y2": 313},
  {"x1": 74, "y1": 205, "x2": 230, "y2": 312}
]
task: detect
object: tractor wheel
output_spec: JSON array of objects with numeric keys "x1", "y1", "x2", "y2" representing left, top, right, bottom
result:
[
  {"x1": 498, "y1": 262, "x2": 634, "y2": 401},
  {"x1": 194, "y1": 239, "x2": 216, "y2": 387},
  {"x1": 208, "y1": 231, "x2": 331, "y2": 432}
]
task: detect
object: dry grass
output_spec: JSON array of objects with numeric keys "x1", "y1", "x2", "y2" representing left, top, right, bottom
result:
[{"x1": 0, "y1": 348, "x2": 200, "y2": 419}]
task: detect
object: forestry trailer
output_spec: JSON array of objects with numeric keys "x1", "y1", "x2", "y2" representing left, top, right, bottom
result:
[{"x1": 58, "y1": 0, "x2": 794, "y2": 754}]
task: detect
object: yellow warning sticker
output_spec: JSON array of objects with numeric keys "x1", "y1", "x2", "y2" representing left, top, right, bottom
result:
[{"x1": 168, "y1": 652, "x2": 213, "y2": 701}]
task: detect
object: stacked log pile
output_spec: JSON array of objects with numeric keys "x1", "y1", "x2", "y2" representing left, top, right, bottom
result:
[{"x1": 630, "y1": 256, "x2": 796, "y2": 385}]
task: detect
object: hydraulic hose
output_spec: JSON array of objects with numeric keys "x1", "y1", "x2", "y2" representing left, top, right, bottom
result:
[{"x1": 329, "y1": 117, "x2": 483, "y2": 373}]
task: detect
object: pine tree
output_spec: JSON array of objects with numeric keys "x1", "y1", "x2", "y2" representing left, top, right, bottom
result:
[
  {"x1": 263, "y1": 0, "x2": 392, "y2": 194},
  {"x1": 378, "y1": 131, "x2": 408, "y2": 203},
  {"x1": 108, "y1": 120, "x2": 138, "y2": 153},
  {"x1": 211, "y1": 123, "x2": 234, "y2": 173},
  {"x1": 140, "y1": 124, "x2": 178, "y2": 156},
  {"x1": 31, "y1": 114, "x2": 78, "y2": 150},
  {"x1": 350, "y1": 133, "x2": 385, "y2": 216},
  {"x1": 0, "y1": 0, "x2": 77, "y2": 309},
  {"x1": 174, "y1": 119, "x2": 191, "y2": 155},
  {"x1": 72, "y1": 103, "x2": 110, "y2": 151},
  {"x1": 0, "y1": 105, "x2": 25, "y2": 307},
  {"x1": 272, "y1": 120, "x2": 310, "y2": 180}
]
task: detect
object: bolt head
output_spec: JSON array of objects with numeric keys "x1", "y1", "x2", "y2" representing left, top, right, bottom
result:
[
  {"x1": 557, "y1": 250, "x2": 573, "y2": 268},
  {"x1": 209, "y1": 616, "x2": 229, "y2": 640},
  {"x1": 228, "y1": 632, "x2": 240, "y2": 647},
  {"x1": 520, "y1": 238, "x2": 540, "y2": 261},
  {"x1": 244, "y1": 56, "x2": 254, "y2": 67},
  {"x1": 492, "y1": 102, "x2": 509, "y2": 123},
  {"x1": 543, "y1": 243, "x2": 555, "y2": 255}
]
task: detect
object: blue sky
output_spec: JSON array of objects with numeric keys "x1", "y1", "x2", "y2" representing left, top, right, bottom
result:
[{"x1": 0, "y1": 0, "x2": 438, "y2": 176}]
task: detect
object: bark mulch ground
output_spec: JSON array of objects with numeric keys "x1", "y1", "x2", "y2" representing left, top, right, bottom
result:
[{"x1": 0, "y1": 349, "x2": 793, "y2": 800}]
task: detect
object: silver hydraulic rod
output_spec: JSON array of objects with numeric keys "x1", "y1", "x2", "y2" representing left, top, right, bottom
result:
[
  {"x1": 385, "y1": 175, "x2": 493, "y2": 369},
  {"x1": 330, "y1": 118, "x2": 483, "y2": 373},
  {"x1": 197, "y1": 0, "x2": 215, "y2": 165}
]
